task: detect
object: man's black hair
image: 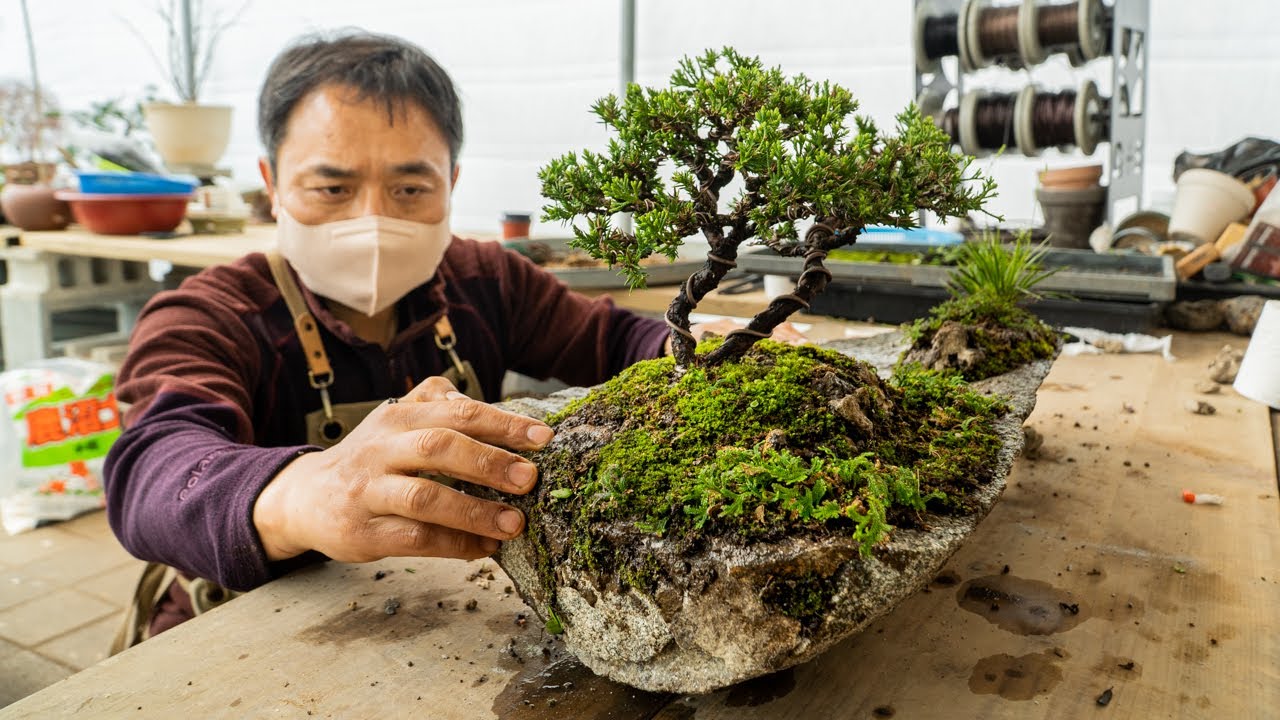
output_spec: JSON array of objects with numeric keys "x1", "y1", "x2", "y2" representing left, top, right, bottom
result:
[{"x1": 258, "y1": 31, "x2": 463, "y2": 169}]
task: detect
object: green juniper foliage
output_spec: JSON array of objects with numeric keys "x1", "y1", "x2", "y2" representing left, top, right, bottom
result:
[{"x1": 540, "y1": 47, "x2": 994, "y2": 367}]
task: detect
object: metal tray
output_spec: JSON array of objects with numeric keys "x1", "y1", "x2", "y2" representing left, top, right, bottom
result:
[
  {"x1": 737, "y1": 242, "x2": 1176, "y2": 302},
  {"x1": 504, "y1": 237, "x2": 706, "y2": 289}
]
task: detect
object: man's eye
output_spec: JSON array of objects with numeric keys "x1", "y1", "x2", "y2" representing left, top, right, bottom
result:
[
  {"x1": 397, "y1": 185, "x2": 431, "y2": 198},
  {"x1": 321, "y1": 186, "x2": 347, "y2": 196}
]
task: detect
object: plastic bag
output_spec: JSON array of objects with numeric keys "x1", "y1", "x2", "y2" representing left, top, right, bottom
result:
[
  {"x1": 1061, "y1": 326, "x2": 1176, "y2": 362},
  {"x1": 0, "y1": 359, "x2": 121, "y2": 534},
  {"x1": 1174, "y1": 137, "x2": 1280, "y2": 184}
]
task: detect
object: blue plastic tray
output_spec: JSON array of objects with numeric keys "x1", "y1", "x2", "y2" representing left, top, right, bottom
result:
[{"x1": 75, "y1": 171, "x2": 198, "y2": 195}]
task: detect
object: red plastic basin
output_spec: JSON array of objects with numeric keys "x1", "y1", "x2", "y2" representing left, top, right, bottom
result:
[{"x1": 53, "y1": 192, "x2": 191, "y2": 235}]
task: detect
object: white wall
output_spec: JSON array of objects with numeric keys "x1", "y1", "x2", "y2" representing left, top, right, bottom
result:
[{"x1": 2, "y1": 0, "x2": 1277, "y2": 234}]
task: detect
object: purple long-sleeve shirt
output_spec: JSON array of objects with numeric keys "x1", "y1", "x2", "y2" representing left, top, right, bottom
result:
[{"x1": 104, "y1": 237, "x2": 667, "y2": 593}]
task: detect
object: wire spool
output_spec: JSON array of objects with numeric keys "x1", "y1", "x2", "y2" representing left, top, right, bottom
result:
[
  {"x1": 915, "y1": 4, "x2": 962, "y2": 73},
  {"x1": 1013, "y1": 80, "x2": 1106, "y2": 156},
  {"x1": 959, "y1": 90, "x2": 1019, "y2": 156},
  {"x1": 940, "y1": 107, "x2": 962, "y2": 146},
  {"x1": 1072, "y1": 79, "x2": 1105, "y2": 155},
  {"x1": 957, "y1": 0, "x2": 985, "y2": 72},
  {"x1": 966, "y1": 0, "x2": 1110, "y2": 70}
]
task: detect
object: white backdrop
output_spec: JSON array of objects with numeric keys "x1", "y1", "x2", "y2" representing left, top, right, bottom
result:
[{"x1": 2, "y1": 0, "x2": 1278, "y2": 234}]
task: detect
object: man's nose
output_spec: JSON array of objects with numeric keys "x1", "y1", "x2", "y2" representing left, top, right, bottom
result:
[{"x1": 356, "y1": 186, "x2": 388, "y2": 217}]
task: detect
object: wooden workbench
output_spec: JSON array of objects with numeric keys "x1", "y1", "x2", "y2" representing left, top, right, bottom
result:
[
  {"x1": 2, "y1": 331, "x2": 1275, "y2": 719},
  {"x1": 17, "y1": 225, "x2": 277, "y2": 268}
]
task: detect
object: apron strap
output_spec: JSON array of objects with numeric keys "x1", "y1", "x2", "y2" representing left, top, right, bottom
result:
[{"x1": 265, "y1": 252, "x2": 334, "y2": 391}]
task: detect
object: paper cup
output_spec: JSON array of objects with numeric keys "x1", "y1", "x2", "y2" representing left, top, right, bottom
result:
[{"x1": 1234, "y1": 299, "x2": 1280, "y2": 409}]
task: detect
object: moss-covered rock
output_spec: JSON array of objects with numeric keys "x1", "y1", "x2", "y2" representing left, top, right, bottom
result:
[
  {"x1": 515, "y1": 338, "x2": 1005, "y2": 625},
  {"x1": 902, "y1": 295, "x2": 1060, "y2": 381}
]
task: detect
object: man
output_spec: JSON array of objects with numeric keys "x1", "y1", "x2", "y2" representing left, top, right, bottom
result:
[{"x1": 104, "y1": 31, "x2": 674, "y2": 641}]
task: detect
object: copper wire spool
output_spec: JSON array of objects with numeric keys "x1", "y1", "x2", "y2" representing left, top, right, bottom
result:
[
  {"x1": 1029, "y1": 90, "x2": 1079, "y2": 148},
  {"x1": 976, "y1": 4, "x2": 1021, "y2": 59},
  {"x1": 1037, "y1": 2, "x2": 1081, "y2": 48},
  {"x1": 973, "y1": 95, "x2": 1018, "y2": 151}
]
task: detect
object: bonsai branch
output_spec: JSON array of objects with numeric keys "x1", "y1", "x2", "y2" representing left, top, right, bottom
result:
[{"x1": 702, "y1": 221, "x2": 848, "y2": 365}]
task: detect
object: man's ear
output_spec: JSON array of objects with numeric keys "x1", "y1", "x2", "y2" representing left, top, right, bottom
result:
[
  {"x1": 258, "y1": 157, "x2": 276, "y2": 217},
  {"x1": 451, "y1": 163, "x2": 460, "y2": 190}
]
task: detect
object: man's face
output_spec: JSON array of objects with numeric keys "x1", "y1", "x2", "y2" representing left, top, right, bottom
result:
[{"x1": 264, "y1": 83, "x2": 457, "y2": 226}]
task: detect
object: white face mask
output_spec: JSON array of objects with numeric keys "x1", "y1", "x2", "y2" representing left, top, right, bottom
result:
[{"x1": 276, "y1": 206, "x2": 452, "y2": 316}]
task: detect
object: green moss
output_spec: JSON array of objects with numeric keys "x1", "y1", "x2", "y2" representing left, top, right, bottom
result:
[
  {"x1": 532, "y1": 340, "x2": 1007, "y2": 623},
  {"x1": 760, "y1": 572, "x2": 841, "y2": 628},
  {"x1": 905, "y1": 295, "x2": 1059, "y2": 380}
]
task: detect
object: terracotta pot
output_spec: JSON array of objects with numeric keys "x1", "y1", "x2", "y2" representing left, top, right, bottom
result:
[
  {"x1": 502, "y1": 212, "x2": 532, "y2": 240},
  {"x1": 0, "y1": 184, "x2": 72, "y2": 231},
  {"x1": 143, "y1": 102, "x2": 233, "y2": 168}
]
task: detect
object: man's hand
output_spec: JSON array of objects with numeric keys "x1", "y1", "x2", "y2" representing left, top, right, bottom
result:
[{"x1": 253, "y1": 376, "x2": 553, "y2": 564}]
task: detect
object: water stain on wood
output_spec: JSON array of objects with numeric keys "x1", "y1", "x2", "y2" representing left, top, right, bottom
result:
[
  {"x1": 724, "y1": 667, "x2": 797, "y2": 707},
  {"x1": 968, "y1": 651, "x2": 1064, "y2": 701},
  {"x1": 295, "y1": 589, "x2": 459, "y2": 646},
  {"x1": 930, "y1": 570, "x2": 961, "y2": 588},
  {"x1": 956, "y1": 575, "x2": 1088, "y2": 635},
  {"x1": 492, "y1": 654, "x2": 672, "y2": 719}
]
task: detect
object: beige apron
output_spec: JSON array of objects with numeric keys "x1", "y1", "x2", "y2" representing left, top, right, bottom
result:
[{"x1": 111, "y1": 253, "x2": 484, "y2": 654}]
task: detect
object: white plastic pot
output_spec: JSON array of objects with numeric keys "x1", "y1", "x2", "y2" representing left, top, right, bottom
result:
[
  {"x1": 1167, "y1": 169, "x2": 1255, "y2": 245},
  {"x1": 143, "y1": 102, "x2": 233, "y2": 168}
]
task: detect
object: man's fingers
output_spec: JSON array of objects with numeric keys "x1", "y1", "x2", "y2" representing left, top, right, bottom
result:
[
  {"x1": 382, "y1": 427, "x2": 539, "y2": 494},
  {"x1": 402, "y1": 375, "x2": 460, "y2": 403},
  {"x1": 355, "y1": 515, "x2": 499, "y2": 561},
  {"x1": 382, "y1": 396, "x2": 554, "y2": 451},
  {"x1": 365, "y1": 474, "x2": 526, "y2": 540}
]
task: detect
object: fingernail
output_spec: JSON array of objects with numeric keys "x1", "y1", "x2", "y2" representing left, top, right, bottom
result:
[
  {"x1": 446, "y1": 391, "x2": 467, "y2": 401},
  {"x1": 506, "y1": 461, "x2": 537, "y2": 490},
  {"x1": 527, "y1": 424, "x2": 554, "y2": 445},
  {"x1": 497, "y1": 509, "x2": 523, "y2": 535},
  {"x1": 483, "y1": 538, "x2": 500, "y2": 554}
]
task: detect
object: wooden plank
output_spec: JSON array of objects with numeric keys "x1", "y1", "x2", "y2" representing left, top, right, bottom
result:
[
  {"x1": 19, "y1": 226, "x2": 277, "y2": 268},
  {"x1": 4, "y1": 332, "x2": 1275, "y2": 719}
]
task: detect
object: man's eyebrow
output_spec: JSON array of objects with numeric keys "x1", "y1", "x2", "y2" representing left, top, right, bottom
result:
[
  {"x1": 389, "y1": 162, "x2": 441, "y2": 177},
  {"x1": 303, "y1": 164, "x2": 358, "y2": 179}
]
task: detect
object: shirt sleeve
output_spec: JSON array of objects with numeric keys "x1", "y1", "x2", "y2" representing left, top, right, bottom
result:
[
  {"x1": 103, "y1": 280, "x2": 318, "y2": 591},
  {"x1": 494, "y1": 247, "x2": 670, "y2": 386}
]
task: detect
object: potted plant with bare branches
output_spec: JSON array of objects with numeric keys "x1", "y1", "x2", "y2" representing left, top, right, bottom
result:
[{"x1": 131, "y1": 0, "x2": 246, "y2": 169}]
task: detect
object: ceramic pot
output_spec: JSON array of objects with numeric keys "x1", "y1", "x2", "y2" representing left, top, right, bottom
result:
[
  {"x1": 1168, "y1": 169, "x2": 1255, "y2": 245},
  {"x1": 0, "y1": 184, "x2": 71, "y2": 231},
  {"x1": 143, "y1": 102, "x2": 233, "y2": 168}
]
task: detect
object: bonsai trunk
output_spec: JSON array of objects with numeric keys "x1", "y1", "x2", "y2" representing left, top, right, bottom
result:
[{"x1": 666, "y1": 220, "x2": 859, "y2": 367}]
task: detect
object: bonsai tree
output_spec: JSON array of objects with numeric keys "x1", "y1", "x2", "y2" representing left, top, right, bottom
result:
[
  {"x1": 902, "y1": 232, "x2": 1061, "y2": 379},
  {"x1": 540, "y1": 47, "x2": 994, "y2": 367}
]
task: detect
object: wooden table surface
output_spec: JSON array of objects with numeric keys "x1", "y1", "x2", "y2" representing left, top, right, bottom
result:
[
  {"x1": 3, "y1": 331, "x2": 1275, "y2": 719},
  {"x1": 17, "y1": 225, "x2": 277, "y2": 268}
]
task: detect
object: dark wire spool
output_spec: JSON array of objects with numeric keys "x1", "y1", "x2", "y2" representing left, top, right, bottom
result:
[
  {"x1": 922, "y1": 14, "x2": 961, "y2": 60},
  {"x1": 973, "y1": 94, "x2": 1018, "y2": 150},
  {"x1": 941, "y1": 108, "x2": 961, "y2": 146},
  {"x1": 1037, "y1": 2, "x2": 1081, "y2": 48},
  {"x1": 1029, "y1": 90, "x2": 1079, "y2": 148},
  {"x1": 976, "y1": 4, "x2": 1021, "y2": 59}
]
